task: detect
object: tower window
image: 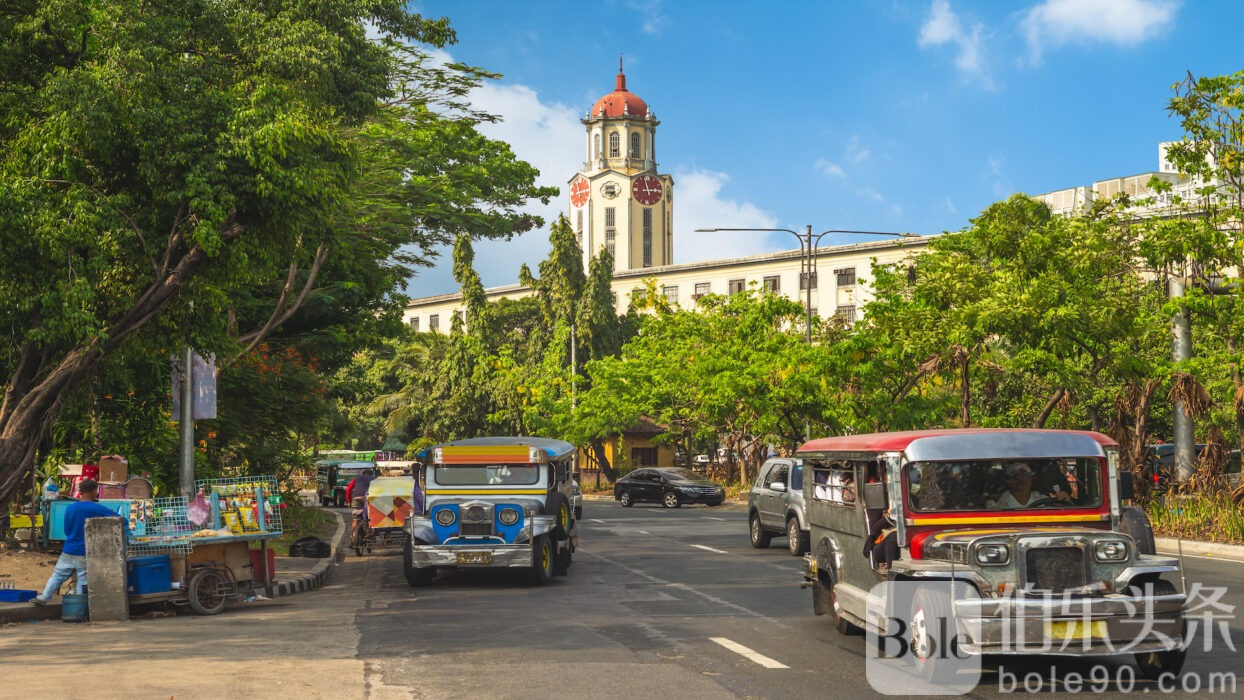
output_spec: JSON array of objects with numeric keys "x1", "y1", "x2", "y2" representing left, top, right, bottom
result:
[
  {"x1": 630, "y1": 132, "x2": 641, "y2": 159},
  {"x1": 605, "y1": 207, "x2": 616, "y2": 260},
  {"x1": 609, "y1": 132, "x2": 620, "y2": 158},
  {"x1": 576, "y1": 210, "x2": 584, "y2": 247},
  {"x1": 594, "y1": 133, "x2": 601, "y2": 160},
  {"x1": 642, "y1": 209, "x2": 653, "y2": 267}
]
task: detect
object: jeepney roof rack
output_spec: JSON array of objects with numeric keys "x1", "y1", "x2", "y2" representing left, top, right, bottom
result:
[{"x1": 418, "y1": 436, "x2": 576, "y2": 465}]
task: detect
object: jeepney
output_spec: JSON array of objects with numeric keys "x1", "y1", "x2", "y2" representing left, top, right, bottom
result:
[
  {"x1": 403, "y1": 436, "x2": 577, "y2": 586},
  {"x1": 314, "y1": 459, "x2": 376, "y2": 507},
  {"x1": 798, "y1": 429, "x2": 1186, "y2": 684}
]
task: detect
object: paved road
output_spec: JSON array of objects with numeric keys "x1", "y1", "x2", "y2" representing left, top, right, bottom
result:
[{"x1": 3, "y1": 500, "x2": 1242, "y2": 698}]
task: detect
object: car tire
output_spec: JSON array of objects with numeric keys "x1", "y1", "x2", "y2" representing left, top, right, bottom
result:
[
  {"x1": 786, "y1": 518, "x2": 809, "y2": 556},
  {"x1": 403, "y1": 542, "x2": 435, "y2": 587},
  {"x1": 822, "y1": 577, "x2": 860, "y2": 636},
  {"x1": 574, "y1": 505, "x2": 583, "y2": 520},
  {"x1": 1132, "y1": 579, "x2": 1187, "y2": 680},
  {"x1": 1119, "y1": 505, "x2": 1157, "y2": 555},
  {"x1": 749, "y1": 511, "x2": 772, "y2": 548},
  {"x1": 619, "y1": 490, "x2": 634, "y2": 507},
  {"x1": 530, "y1": 535, "x2": 555, "y2": 585},
  {"x1": 910, "y1": 587, "x2": 958, "y2": 685},
  {"x1": 662, "y1": 491, "x2": 680, "y2": 509},
  {"x1": 554, "y1": 542, "x2": 572, "y2": 576},
  {"x1": 547, "y1": 492, "x2": 570, "y2": 541}
]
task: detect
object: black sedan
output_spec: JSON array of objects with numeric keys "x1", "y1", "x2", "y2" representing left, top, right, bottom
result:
[{"x1": 614, "y1": 467, "x2": 726, "y2": 508}]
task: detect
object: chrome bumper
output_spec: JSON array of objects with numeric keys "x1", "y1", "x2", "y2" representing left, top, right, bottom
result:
[
  {"x1": 408, "y1": 543, "x2": 534, "y2": 568},
  {"x1": 952, "y1": 593, "x2": 1186, "y2": 656}
]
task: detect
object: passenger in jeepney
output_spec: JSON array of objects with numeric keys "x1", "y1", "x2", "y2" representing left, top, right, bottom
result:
[
  {"x1": 862, "y1": 467, "x2": 898, "y2": 572},
  {"x1": 988, "y1": 462, "x2": 1070, "y2": 508}
]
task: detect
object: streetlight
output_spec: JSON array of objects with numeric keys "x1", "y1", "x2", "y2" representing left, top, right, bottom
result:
[
  {"x1": 694, "y1": 225, "x2": 920, "y2": 440},
  {"x1": 694, "y1": 226, "x2": 920, "y2": 343}
]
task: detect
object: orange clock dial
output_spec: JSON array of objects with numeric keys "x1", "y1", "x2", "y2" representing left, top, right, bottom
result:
[
  {"x1": 632, "y1": 174, "x2": 663, "y2": 205},
  {"x1": 570, "y1": 176, "x2": 590, "y2": 207}
]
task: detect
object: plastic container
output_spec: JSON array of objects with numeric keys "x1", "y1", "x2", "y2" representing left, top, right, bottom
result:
[
  {"x1": 248, "y1": 548, "x2": 275, "y2": 583},
  {"x1": 61, "y1": 594, "x2": 88, "y2": 622},
  {"x1": 127, "y1": 554, "x2": 172, "y2": 595},
  {"x1": 0, "y1": 589, "x2": 37, "y2": 603}
]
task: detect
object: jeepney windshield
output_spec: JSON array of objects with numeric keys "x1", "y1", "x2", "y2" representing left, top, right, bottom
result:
[
  {"x1": 433, "y1": 464, "x2": 540, "y2": 486},
  {"x1": 905, "y1": 457, "x2": 1103, "y2": 512}
]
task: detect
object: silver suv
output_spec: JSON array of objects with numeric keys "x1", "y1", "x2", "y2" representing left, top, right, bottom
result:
[{"x1": 747, "y1": 458, "x2": 807, "y2": 555}]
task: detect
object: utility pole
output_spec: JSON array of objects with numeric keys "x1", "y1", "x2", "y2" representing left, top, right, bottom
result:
[{"x1": 179, "y1": 346, "x2": 195, "y2": 497}]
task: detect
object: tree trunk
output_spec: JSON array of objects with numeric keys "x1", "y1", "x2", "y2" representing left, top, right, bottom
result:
[
  {"x1": 590, "y1": 439, "x2": 615, "y2": 481},
  {"x1": 1033, "y1": 388, "x2": 1065, "y2": 428},
  {"x1": 960, "y1": 356, "x2": 971, "y2": 428}
]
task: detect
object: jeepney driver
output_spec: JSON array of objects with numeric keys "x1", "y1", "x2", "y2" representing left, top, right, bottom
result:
[{"x1": 989, "y1": 462, "x2": 1070, "y2": 508}]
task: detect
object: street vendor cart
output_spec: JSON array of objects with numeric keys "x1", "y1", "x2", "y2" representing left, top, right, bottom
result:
[{"x1": 44, "y1": 475, "x2": 284, "y2": 615}]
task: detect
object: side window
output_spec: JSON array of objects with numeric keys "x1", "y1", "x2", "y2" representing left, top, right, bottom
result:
[
  {"x1": 770, "y1": 465, "x2": 788, "y2": 488},
  {"x1": 791, "y1": 463, "x2": 803, "y2": 491},
  {"x1": 754, "y1": 463, "x2": 773, "y2": 488},
  {"x1": 811, "y1": 463, "x2": 856, "y2": 507}
]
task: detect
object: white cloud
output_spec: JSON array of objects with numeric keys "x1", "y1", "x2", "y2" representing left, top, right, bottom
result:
[
  {"x1": 626, "y1": 0, "x2": 671, "y2": 35},
  {"x1": 673, "y1": 168, "x2": 781, "y2": 263},
  {"x1": 987, "y1": 155, "x2": 1013, "y2": 198},
  {"x1": 1021, "y1": 0, "x2": 1177, "y2": 63},
  {"x1": 846, "y1": 135, "x2": 871, "y2": 165},
  {"x1": 814, "y1": 159, "x2": 846, "y2": 179},
  {"x1": 917, "y1": 0, "x2": 993, "y2": 87},
  {"x1": 943, "y1": 197, "x2": 958, "y2": 214},
  {"x1": 858, "y1": 186, "x2": 886, "y2": 203}
]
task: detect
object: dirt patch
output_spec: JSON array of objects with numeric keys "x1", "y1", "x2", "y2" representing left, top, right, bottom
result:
[{"x1": 0, "y1": 548, "x2": 59, "y2": 592}]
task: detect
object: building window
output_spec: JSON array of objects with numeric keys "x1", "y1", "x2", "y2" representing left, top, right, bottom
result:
[
  {"x1": 799, "y1": 271, "x2": 818, "y2": 290},
  {"x1": 763, "y1": 275, "x2": 780, "y2": 293},
  {"x1": 429, "y1": 314, "x2": 439, "y2": 332},
  {"x1": 728, "y1": 278, "x2": 746, "y2": 295},
  {"x1": 694, "y1": 282, "x2": 711, "y2": 297},
  {"x1": 457, "y1": 310, "x2": 466, "y2": 324},
  {"x1": 663, "y1": 285, "x2": 678, "y2": 305},
  {"x1": 594, "y1": 133, "x2": 601, "y2": 159},
  {"x1": 604, "y1": 207, "x2": 616, "y2": 259},
  {"x1": 642, "y1": 209, "x2": 653, "y2": 267},
  {"x1": 631, "y1": 447, "x2": 658, "y2": 466},
  {"x1": 576, "y1": 210, "x2": 584, "y2": 247},
  {"x1": 630, "y1": 132, "x2": 641, "y2": 159},
  {"x1": 835, "y1": 305, "x2": 857, "y2": 323},
  {"x1": 609, "y1": 132, "x2": 620, "y2": 157},
  {"x1": 409, "y1": 317, "x2": 419, "y2": 331},
  {"x1": 835, "y1": 267, "x2": 856, "y2": 286}
]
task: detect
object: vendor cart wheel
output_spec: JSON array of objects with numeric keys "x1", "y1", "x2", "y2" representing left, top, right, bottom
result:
[{"x1": 187, "y1": 568, "x2": 231, "y2": 615}]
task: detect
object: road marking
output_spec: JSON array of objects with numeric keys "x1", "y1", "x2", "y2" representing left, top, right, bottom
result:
[
  {"x1": 691, "y1": 544, "x2": 728, "y2": 554},
  {"x1": 709, "y1": 637, "x2": 789, "y2": 669},
  {"x1": 638, "y1": 530, "x2": 650, "y2": 535},
  {"x1": 702, "y1": 516, "x2": 726, "y2": 521},
  {"x1": 589, "y1": 519, "x2": 607, "y2": 523}
]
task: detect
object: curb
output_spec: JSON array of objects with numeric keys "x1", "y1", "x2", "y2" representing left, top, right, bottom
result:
[
  {"x1": 274, "y1": 509, "x2": 347, "y2": 598},
  {"x1": 1156, "y1": 537, "x2": 1244, "y2": 562}
]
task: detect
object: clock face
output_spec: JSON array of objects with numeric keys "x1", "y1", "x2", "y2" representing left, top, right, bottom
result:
[
  {"x1": 632, "y1": 174, "x2": 663, "y2": 205},
  {"x1": 569, "y1": 176, "x2": 590, "y2": 207}
]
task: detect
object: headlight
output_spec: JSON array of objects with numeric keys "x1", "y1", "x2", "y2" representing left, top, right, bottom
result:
[
  {"x1": 975, "y1": 543, "x2": 1010, "y2": 565},
  {"x1": 435, "y1": 508, "x2": 456, "y2": 526},
  {"x1": 498, "y1": 507, "x2": 520, "y2": 525},
  {"x1": 1094, "y1": 540, "x2": 1128, "y2": 561}
]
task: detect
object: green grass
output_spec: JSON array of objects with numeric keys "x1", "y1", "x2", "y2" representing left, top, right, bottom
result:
[
  {"x1": 256, "y1": 491, "x2": 338, "y2": 556},
  {"x1": 1146, "y1": 493, "x2": 1244, "y2": 545}
]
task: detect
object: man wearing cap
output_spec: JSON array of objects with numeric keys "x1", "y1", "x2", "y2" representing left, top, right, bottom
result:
[
  {"x1": 989, "y1": 462, "x2": 1071, "y2": 509},
  {"x1": 32, "y1": 478, "x2": 123, "y2": 605}
]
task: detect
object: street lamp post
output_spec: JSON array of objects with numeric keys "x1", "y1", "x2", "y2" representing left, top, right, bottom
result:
[{"x1": 694, "y1": 225, "x2": 920, "y2": 439}]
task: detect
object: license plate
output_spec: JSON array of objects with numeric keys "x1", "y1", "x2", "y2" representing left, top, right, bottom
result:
[
  {"x1": 455, "y1": 551, "x2": 493, "y2": 565},
  {"x1": 1045, "y1": 620, "x2": 1107, "y2": 641}
]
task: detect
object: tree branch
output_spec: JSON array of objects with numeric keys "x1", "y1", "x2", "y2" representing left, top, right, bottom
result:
[{"x1": 234, "y1": 242, "x2": 330, "y2": 360}]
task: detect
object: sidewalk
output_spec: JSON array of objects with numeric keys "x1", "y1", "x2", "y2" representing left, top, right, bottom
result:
[{"x1": 0, "y1": 510, "x2": 347, "y2": 625}]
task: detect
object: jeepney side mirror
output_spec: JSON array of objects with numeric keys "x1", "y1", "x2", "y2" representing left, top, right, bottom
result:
[
  {"x1": 1118, "y1": 471, "x2": 1135, "y2": 501},
  {"x1": 863, "y1": 482, "x2": 886, "y2": 510}
]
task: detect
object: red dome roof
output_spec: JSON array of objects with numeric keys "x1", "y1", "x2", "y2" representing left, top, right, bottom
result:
[{"x1": 590, "y1": 64, "x2": 648, "y2": 118}]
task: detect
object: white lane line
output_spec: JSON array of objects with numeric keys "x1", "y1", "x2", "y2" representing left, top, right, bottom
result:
[
  {"x1": 691, "y1": 544, "x2": 728, "y2": 554},
  {"x1": 638, "y1": 530, "x2": 650, "y2": 535},
  {"x1": 589, "y1": 519, "x2": 607, "y2": 523},
  {"x1": 702, "y1": 516, "x2": 726, "y2": 521},
  {"x1": 709, "y1": 637, "x2": 789, "y2": 669}
]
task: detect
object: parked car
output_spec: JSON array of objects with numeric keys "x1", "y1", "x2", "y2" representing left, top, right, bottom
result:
[
  {"x1": 614, "y1": 467, "x2": 725, "y2": 508},
  {"x1": 748, "y1": 458, "x2": 807, "y2": 555},
  {"x1": 1149, "y1": 444, "x2": 1241, "y2": 492}
]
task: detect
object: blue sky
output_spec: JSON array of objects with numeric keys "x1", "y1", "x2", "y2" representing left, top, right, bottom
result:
[{"x1": 406, "y1": 0, "x2": 1238, "y2": 298}]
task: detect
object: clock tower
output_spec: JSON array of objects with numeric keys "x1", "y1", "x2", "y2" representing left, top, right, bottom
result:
[{"x1": 569, "y1": 60, "x2": 674, "y2": 273}]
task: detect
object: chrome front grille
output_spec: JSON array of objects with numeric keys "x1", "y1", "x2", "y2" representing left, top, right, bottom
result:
[
  {"x1": 459, "y1": 522, "x2": 493, "y2": 537},
  {"x1": 1025, "y1": 547, "x2": 1086, "y2": 593}
]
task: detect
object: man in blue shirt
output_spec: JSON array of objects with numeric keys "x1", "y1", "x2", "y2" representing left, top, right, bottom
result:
[{"x1": 33, "y1": 478, "x2": 123, "y2": 605}]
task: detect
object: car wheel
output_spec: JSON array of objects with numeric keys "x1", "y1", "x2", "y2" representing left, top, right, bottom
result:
[
  {"x1": 828, "y1": 578, "x2": 860, "y2": 636},
  {"x1": 1133, "y1": 579, "x2": 1186, "y2": 679},
  {"x1": 786, "y1": 518, "x2": 808, "y2": 556},
  {"x1": 910, "y1": 587, "x2": 957, "y2": 684},
  {"x1": 1119, "y1": 505, "x2": 1157, "y2": 555},
  {"x1": 402, "y1": 540, "x2": 435, "y2": 586},
  {"x1": 619, "y1": 490, "x2": 634, "y2": 507},
  {"x1": 547, "y1": 492, "x2": 570, "y2": 540},
  {"x1": 662, "y1": 491, "x2": 680, "y2": 509},
  {"x1": 749, "y1": 512, "x2": 772, "y2": 548},
  {"x1": 530, "y1": 535, "x2": 555, "y2": 585}
]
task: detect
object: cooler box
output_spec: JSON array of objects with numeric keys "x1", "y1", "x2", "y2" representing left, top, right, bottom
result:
[
  {"x1": 127, "y1": 554, "x2": 172, "y2": 595},
  {"x1": 0, "y1": 589, "x2": 37, "y2": 603}
]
